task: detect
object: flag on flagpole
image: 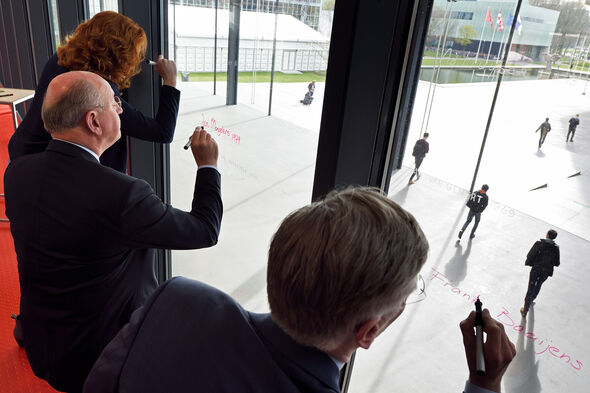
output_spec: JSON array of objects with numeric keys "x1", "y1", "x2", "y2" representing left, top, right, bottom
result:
[
  {"x1": 485, "y1": 8, "x2": 493, "y2": 29},
  {"x1": 497, "y1": 11, "x2": 503, "y2": 32},
  {"x1": 507, "y1": 13, "x2": 523, "y2": 35}
]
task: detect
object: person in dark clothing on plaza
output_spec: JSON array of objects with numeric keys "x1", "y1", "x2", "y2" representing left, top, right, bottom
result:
[
  {"x1": 567, "y1": 114, "x2": 580, "y2": 142},
  {"x1": 535, "y1": 118, "x2": 551, "y2": 149},
  {"x1": 408, "y1": 133, "x2": 429, "y2": 184},
  {"x1": 520, "y1": 230, "x2": 560, "y2": 317},
  {"x1": 458, "y1": 184, "x2": 489, "y2": 240}
]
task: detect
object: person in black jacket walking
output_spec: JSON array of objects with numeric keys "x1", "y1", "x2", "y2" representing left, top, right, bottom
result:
[
  {"x1": 458, "y1": 184, "x2": 489, "y2": 240},
  {"x1": 567, "y1": 114, "x2": 580, "y2": 142},
  {"x1": 408, "y1": 133, "x2": 429, "y2": 184},
  {"x1": 520, "y1": 230, "x2": 560, "y2": 317}
]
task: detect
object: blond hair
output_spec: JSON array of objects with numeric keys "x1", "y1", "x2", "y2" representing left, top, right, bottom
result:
[{"x1": 267, "y1": 187, "x2": 428, "y2": 350}]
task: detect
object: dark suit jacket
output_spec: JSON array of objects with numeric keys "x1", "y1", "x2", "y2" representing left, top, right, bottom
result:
[
  {"x1": 4, "y1": 140, "x2": 222, "y2": 393},
  {"x1": 525, "y1": 239, "x2": 560, "y2": 276},
  {"x1": 8, "y1": 53, "x2": 180, "y2": 173},
  {"x1": 84, "y1": 277, "x2": 341, "y2": 393}
]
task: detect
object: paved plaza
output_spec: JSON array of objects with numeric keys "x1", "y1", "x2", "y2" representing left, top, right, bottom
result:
[{"x1": 167, "y1": 75, "x2": 589, "y2": 392}]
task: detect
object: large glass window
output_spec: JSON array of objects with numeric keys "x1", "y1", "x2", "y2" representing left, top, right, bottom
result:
[
  {"x1": 48, "y1": 0, "x2": 61, "y2": 48},
  {"x1": 168, "y1": 0, "x2": 334, "y2": 310},
  {"x1": 86, "y1": 0, "x2": 118, "y2": 17},
  {"x1": 351, "y1": 1, "x2": 590, "y2": 392}
]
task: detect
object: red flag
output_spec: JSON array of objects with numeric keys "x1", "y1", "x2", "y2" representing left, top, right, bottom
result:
[
  {"x1": 485, "y1": 8, "x2": 493, "y2": 29},
  {"x1": 497, "y1": 11, "x2": 503, "y2": 32}
]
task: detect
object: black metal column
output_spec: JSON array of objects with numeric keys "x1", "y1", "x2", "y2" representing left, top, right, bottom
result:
[
  {"x1": 226, "y1": 0, "x2": 240, "y2": 105},
  {"x1": 56, "y1": 0, "x2": 87, "y2": 40},
  {"x1": 312, "y1": 0, "x2": 430, "y2": 199},
  {"x1": 119, "y1": 0, "x2": 171, "y2": 283}
]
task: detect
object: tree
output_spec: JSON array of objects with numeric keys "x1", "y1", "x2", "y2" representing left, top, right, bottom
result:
[
  {"x1": 455, "y1": 25, "x2": 477, "y2": 48},
  {"x1": 322, "y1": 0, "x2": 335, "y2": 11},
  {"x1": 530, "y1": 0, "x2": 590, "y2": 55},
  {"x1": 426, "y1": 6, "x2": 458, "y2": 47}
]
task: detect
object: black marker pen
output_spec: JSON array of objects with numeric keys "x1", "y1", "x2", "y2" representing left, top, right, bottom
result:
[
  {"x1": 145, "y1": 60, "x2": 157, "y2": 65},
  {"x1": 475, "y1": 298, "x2": 486, "y2": 376},
  {"x1": 183, "y1": 136, "x2": 193, "y2": 150}
]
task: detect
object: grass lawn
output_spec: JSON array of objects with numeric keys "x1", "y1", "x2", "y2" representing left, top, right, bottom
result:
[
  {"x1": 555, "y1": 63, "x2": 590, "y2": 72},
  {"x1": 182, "y1": 71, "x2": 326, "y2": 83}
]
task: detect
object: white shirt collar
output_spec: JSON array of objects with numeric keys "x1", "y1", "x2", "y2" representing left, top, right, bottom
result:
[
  {"x1": 53, "y1": 138, "x2": 100, "y2": 163},
  {"x1": 329, "y1": 355, "x2": 346, "y2": 371}
]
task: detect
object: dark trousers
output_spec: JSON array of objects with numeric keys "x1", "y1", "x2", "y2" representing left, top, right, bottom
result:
[
  {"x1": 538, "y1": 132, "x2": 548, "y2": 148},
  {"x1": 524, "y1": 269, "x2": 549, "y2": 311},
  {"x1": 460, "y1": 210, "x2": 481, "y2": 235},
  {"x1": 567, "y1": 128, "x2": 576, "y2": 141},
  {"x1": 409, "y1": 156, "x2": 424, "y2": 182}
]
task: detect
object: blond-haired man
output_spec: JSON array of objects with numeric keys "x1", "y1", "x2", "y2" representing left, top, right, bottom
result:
[{"x1": 85, "y1": 187, "x2": 514, "y2": 393}]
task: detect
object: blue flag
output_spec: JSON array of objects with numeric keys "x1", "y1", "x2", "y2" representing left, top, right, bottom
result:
[{"x1": 507, "y1": 13, "x2": 522, "y2": 34}]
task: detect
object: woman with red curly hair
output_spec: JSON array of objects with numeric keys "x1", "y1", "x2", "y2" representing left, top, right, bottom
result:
[{"x1": 8, "y1": 11, "x2": 179, "y2": 173}]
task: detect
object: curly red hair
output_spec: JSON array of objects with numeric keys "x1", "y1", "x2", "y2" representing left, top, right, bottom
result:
[{"x1": 57, "y1": 11, "x2": 147, "y2": 90}]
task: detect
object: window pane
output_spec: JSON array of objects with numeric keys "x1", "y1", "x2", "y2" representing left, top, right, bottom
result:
[
  {"x1": 369, "y1": 1, "x2": 590, "y2": 392},
  {"x1": 47, "y1": 0, "x2": 61, "y2": 48},
  {"x1": 168, "y1": 0, "x2": 333, "y2": 310},
  {"x1": 87, "y1": 0, "x2": 118, "y2": 17}
]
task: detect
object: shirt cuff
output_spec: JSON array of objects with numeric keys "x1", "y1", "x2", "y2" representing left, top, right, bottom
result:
[
  {"x1": 198, "y1": 165, "x2": 219, "y2": 173},
  {"x1": 464, "y1": 381, "x2": 497, "y2": 393}
]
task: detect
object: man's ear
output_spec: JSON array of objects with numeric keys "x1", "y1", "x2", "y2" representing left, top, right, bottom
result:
[
  {"x1": 354, "y1": 318, "x2": 381, "y2": 350},
  {"x1": 85, "y1": 110, "x2": 102, "y2": 136}
]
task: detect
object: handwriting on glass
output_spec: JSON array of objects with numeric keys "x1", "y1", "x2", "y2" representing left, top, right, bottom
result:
[
  {"x1": 429, "y1": 268, "x2": 583, "y2": 372},
  {"x1": 201, "y1": 115, "x2": 241, "y2": 144}
]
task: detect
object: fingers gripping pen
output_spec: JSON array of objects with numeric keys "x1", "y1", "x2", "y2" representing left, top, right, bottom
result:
[{"x1": 475, "y1": 298, "x2": 486, "y2": 376}]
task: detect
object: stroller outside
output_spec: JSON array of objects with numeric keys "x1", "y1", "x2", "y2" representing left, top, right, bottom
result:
[{"x1": 300, "y1": 92, "x2": 313, "y2": 105}]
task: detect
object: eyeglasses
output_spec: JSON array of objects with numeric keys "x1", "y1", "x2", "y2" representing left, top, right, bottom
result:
[
  {"x1": 113, "y1": 96, "x2": 122, "y2": 110},
  {"x1": 405, "y1": 274, "x2": 426, "y2": 305}
]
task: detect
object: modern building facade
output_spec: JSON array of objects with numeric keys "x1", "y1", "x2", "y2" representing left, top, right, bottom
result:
[
  {"x1": 170, "y1": 0, "x2": 323, "y2": 30},
  {"x1": 431, "y1": 0, "x2": 559, "y2": 60},
  {"x1": 172, "y1": 6, "x2": 329, "y2": 72}
]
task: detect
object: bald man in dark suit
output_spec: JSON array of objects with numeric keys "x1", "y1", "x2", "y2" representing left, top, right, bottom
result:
[{"x1": 4, "y1": 71, "x2": 222, "y2": 393}]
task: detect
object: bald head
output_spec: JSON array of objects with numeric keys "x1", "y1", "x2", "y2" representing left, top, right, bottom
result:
[{"x1": 42, "y1": 71, "x2": 111, "y2": 134}]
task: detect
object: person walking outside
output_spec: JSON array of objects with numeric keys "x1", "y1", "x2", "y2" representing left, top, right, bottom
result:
[
  {"x1": 458, "y1": 184, "x2": 489, "y2": 240},
  {"x1": 567, "y1": 114, "x2": 580, "y2": 142},
  {"x1": 408, "y1": 133, "x2": 429, "y2": 184},
  {"x1": 520, "y1": 229, "x2": 560, "y2": 317},
  {"x1": 535, "y1": 117, "x2": 551, "y2": 149},
  {"x1": 308, "y1": 80, "x2": 316, "y2": 97}
]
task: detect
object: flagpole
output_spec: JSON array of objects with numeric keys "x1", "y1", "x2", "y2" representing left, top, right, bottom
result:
[
  {"x1": 483, "y1": 21, "x2": 497, "y2": 79},
  {"x1": 485, "y1": 22, "x2": 497, "y2": 66},
  {"x1": 425, "y1": 1, "x2": 456, "y2": 134},
  {"x1": 574, "y1": 34, "x2": 587, "y2": 78},
  {"x1": 475, "y1": 9, "x2": 489, "y2": 64},
  {"x1": 569, "y1": 32, "x2": 582, "y2": 77},
  {"x1": 419, "y1": 0, "x2": 452, "y2": 137}
]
